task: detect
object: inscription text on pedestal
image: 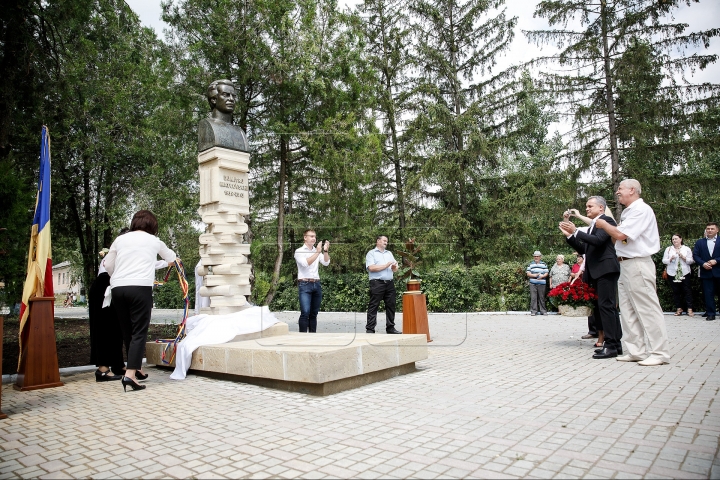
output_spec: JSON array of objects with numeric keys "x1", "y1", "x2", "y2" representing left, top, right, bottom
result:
[{"x1": 220, "y1": 174, "x2": 248, "y2": 198}]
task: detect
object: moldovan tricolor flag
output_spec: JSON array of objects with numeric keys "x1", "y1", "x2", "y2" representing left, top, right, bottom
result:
[{"x1": 18, "y1": 126, "x2": 53, "y2": 364}]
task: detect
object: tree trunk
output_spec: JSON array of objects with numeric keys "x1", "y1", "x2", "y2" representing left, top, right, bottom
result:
[
  {"x1": 263, "y1": 136, "x2": 288, "y2": 306},
  {"x1": 389, "y1": 108, "x2": 406, "y2": 231},
  {"x1": 448, "y1": 11, "x2": 469, "y2": 266},
  {"x1": 375, "y1": 0, "x2": 406, "y2": 232},
  {"x1": 601, "y1": 0, "x2": 621, "y2": 218},
  {"x1": 81, "y1": 164, "x2": 95, "y2": 293}
]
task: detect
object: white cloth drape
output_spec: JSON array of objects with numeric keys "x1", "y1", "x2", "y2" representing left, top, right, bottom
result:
[{"x1": 169, "y1": 306, "x2": 280, "y2": 380}]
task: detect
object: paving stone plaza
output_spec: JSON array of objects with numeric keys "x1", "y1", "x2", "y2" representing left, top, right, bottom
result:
[{"x1": 1, "y1": 311, "x2": 719, "y2": 479}]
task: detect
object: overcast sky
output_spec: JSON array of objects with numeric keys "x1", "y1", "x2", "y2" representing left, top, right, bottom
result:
[
  {"x1": 126, "y1": 0, "x2": 719, "y2": 133},
  {"x1": 127, "y1": 0, "x2": 719, "y2": 82}
]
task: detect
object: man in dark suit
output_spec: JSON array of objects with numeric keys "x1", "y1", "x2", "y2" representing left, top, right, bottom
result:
[
  {"x1": 560, "y1": 196, "x2": 622, "y2": 359},
  {"x1": 693, "y1": 222, "x2": 720, "y2": 321}
]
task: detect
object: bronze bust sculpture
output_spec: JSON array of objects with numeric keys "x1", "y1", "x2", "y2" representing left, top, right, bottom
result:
[{"x1": 198, "y1": 79, "x2": 249, "y2": 153}]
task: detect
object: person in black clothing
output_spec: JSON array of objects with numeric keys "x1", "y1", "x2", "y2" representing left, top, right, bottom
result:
[
  {"x1": 693, "y1": 222, "x2": 720, "y2": 321},
  {"x1": 560, "y1": 196, "x2": 622, "y2": 359},
  {"x1": 88, "y1": 243, "x2": 126, "y2": 382}
]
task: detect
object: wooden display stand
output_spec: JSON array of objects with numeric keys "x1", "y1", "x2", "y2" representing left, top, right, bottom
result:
[
  {"x1": 14, "y1": 297, "x2": 63, "y2": 391},
  {"x1": 0, "y1": 316, "x2": 7, "y2": 419},
  {"x1": 402, "y1": 292, "x2": 432, "y2": 342}
]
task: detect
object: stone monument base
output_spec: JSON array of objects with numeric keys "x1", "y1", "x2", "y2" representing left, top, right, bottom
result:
[{"x1": 146, "y1": 328, "x2": 428, "y2": 396}]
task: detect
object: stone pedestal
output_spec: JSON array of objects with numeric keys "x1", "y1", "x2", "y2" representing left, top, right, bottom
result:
[
  {"x1": 147, "y1": 329, "x2": 428, "y2": 396},
  {"x1": 197, "y1": 146, "x2": 252, "y2": 315}
]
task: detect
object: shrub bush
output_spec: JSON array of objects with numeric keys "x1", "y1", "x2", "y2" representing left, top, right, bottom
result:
[
  {"x1": 422, "y1": 262, "x2": 530, "y2": 312},
  {"x1": 257, "y1": 262, "x2": 532, "y2": 313},
  {"x1": 153, "y1": 276, "x2": 194, "y2": 309},
  {"x1": 182, "y1": 257, "x2": 698, "y2": 313}
]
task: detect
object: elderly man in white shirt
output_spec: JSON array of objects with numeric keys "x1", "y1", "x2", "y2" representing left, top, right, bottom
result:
[
  {"x1": 294, "y1": 229, "x2": 330, "y2": 332},
  {"x1": 595, "y1": 179, "x2": 670, "y2": 366}
]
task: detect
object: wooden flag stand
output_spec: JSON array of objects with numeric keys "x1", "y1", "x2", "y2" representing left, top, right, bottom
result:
[
  {"x1": 14, "y1": 297, "x2": 63, "y2": 391},
  {"x1": 0, "y1": 315, "x2": 7, "y2": 419}
]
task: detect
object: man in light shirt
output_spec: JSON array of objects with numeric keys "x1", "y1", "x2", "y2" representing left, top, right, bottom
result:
[
  {"x1": 365, "y1": 235, "x2": 401, "y2": 334},
  {"x1": 692, "y1": 222, "x2": 720, "y2": 321},
  {"x1": 294, "y1": 229, "x2": 330, "y2": 333},
  {"x1": 595, "y1": 179, "x2": 670, "y2": 366}
]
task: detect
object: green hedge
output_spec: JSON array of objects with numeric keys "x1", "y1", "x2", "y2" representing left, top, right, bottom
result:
[
  {"x1": 157, "y1": 258, "x2": 698, "y2": 313},
  {"x1": 422, "y1": 262, "x2": 529, "y2": 312},
  {"x1": 256, "y1": 262, "x2": 531, "y2": 313}
]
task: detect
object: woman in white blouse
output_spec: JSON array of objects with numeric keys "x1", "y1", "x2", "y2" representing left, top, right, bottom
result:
[
  {"x1": 662, "y1": 233, "x2": 695, "y2": 316},
  {"x1": 104, "y1": 210, "x2": 176, "y2": 391}
]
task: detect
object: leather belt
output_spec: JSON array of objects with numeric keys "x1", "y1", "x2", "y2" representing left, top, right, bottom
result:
[
  {"x1": 370, "y1": 279, "x2": 393, "y2": 283},
  {"x1": 299, "y1": 278, "x2": 320, "y2": 282},
  {"x1": 617, "y1": 256, "x2": 634, "y2": 262}
]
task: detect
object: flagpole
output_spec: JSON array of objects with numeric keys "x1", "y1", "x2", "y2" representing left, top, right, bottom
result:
[{"x1": 15, "y1": 126, "x2": 63, "y2": 391}]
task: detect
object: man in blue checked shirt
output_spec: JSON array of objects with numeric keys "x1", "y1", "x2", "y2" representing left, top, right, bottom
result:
[
  {"x1": 365, "y1": 235, "x2": 402, "y2": 334},
  {"x1": 526, "y1": 250, "x2": 549, "y2": 316}
]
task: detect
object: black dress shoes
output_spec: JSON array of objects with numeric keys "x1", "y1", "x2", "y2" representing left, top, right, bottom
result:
[
  {"x1": 95, "y1": 369, "x2": 122, "y2": 382},
  {"x1": 386, "y1": 328, "x2": 402, "y2": 334},
  {"x1": 702, "y1": 312, "x2": 708, "y2": 317},
  {"x1": 707, "y1": 315, "x2": 716, "y2": 321},
  {"x1": 593, "y1": 347, "x2": 618, "y2": 359},
  {"x1": 366, "y1": 329, "x2": 375, "y2": 333},
  {"x1": 595, "y1": 346, "x2": 623, "y2": 355}
]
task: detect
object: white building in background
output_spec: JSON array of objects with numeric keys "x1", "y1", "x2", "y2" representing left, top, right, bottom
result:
[{"x1": 52, "y1": 261, "x2": 83, "y2": 301}]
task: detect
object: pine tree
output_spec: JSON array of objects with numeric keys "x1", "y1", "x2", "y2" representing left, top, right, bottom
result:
[
  {"x1": 358, "y1": 0, "x2": 414, "y2": 232},
  {"x1": 407, "y1": 0, "x2": 517, "y2": 266},
  {"x1": 526, "y1": 0, "x2": 720, "y2": 216}
]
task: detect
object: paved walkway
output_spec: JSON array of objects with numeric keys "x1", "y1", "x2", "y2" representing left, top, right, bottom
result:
[{"x1": 1, "y1": 313, "x2": 719, "y2": 479}]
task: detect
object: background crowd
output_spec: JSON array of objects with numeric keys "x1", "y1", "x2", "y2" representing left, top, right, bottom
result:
[
  {"x1": 536, "y1": 223, "x2": 720, "y2": 320},
  {"x1": 524, "y1": 179, "x2": 718, "y2": 366}
]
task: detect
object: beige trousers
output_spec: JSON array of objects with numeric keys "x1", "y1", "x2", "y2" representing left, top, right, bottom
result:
[{"x1": 618, "y1": 256, "x2": 670, "y2": 361}]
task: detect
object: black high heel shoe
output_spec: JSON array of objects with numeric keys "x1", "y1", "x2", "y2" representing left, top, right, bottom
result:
[
  {"x1": 95, "y1": 369, "x2": 122, "y2": 382},
  {"x1": 135, "y1": 370, "x2": 149, "y2": 381},
  {"x1": 121, "y1": 376, "x2": 146, "y2": 392}
]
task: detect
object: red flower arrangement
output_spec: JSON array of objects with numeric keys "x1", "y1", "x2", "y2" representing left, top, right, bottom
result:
[{"x1": 547, "y1": 281, "x2": 598, "y2": 309}]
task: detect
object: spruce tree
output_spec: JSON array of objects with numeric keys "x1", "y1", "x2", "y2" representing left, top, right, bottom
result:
[
  {"x1": 358, "y1": 0, "x2": 414, "y2": 232},
  {"x1": 526, "y1": 0, "x2": 720, "y2": 216},
  {"x1": 408, "y1": 0, "x2": 517, "y2": 266}
]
